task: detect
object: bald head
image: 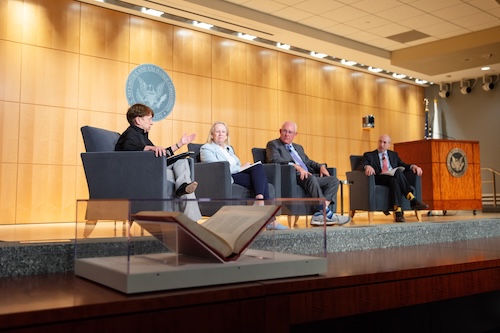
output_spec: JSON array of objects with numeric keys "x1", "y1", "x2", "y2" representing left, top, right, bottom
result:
[{"x1": 378, "y1": 134, "x2": 392, "y2": 152}]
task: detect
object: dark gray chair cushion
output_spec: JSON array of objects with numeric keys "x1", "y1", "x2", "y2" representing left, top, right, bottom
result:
[
  {"x1": 346, "y1": 155, "x2": 422, "y2": 214},
  {"x1": 188, "y1": 143, "x2": 281, "y2": 216},
  {"x1": 252, "y1": 148, "x2": 337, "y2": 215}
]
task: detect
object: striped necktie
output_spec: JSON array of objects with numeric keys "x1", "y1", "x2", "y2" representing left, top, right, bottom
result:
[{"x1": 287, "y1": 144, "x2": 308, "y2": 171}]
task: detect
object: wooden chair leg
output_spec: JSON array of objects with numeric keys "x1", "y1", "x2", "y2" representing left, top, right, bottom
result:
[
  {"x1": 83, "y1": 220, "x2": 97, "y2": 238},
  {"x1": 349, "y1": 210, "x2": 356, "y2": 218},
  {"x1": 368, "y1": 212, "x2": 374, "y2": 222},
  {"x1": 415, "y1": 210, "x2": 422, "y2": 221},
  {"x1": 287, "y1": 215, "x2": 292, "y2": 228}
]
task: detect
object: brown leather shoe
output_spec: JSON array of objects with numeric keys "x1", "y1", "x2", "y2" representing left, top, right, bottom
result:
[
  {"x1": 411, "y1": 200, "x2": 428, "y2": 210},
  {"x1": 395, "y1": 214, "x2": 406, "y2": 222}
]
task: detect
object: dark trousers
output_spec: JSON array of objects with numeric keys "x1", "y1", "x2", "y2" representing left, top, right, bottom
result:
[
  {"x1": 296, "y1": 174, "x2": 339, "y2": 205},
  {"x1": 232, "y1": 164, "x2": 270, "y2": 199},
  {"x1": 375, "y1": 169, "x2": 413, "y2": 207}
]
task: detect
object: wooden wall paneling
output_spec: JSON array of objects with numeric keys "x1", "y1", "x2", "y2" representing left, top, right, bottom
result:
[
  {"x1": 129, "y1": 16, "x2": 173, "y2": 69},
  {"x1": 18, "y1": 104, "x2": 78, "y2": 166},
  {"x1": 246, "y1": 44, "x2": 277, "y2": 89},
  {"x1": 0, "y1": 163, "x2": 17, "y2": 224},
  {"x1": 305, "y1": 95, "x2": 334, "y2": 138},
  {"x1": 16, "y1": 165, "x2": 77, "y2": 223},
  {"x1": 79, "y1": 56, "x2": 129, "y2": 113},
  {"x1": 277, "y1": 91, "x2": 307, "y2": 136},
  {"x1": 211, "y1": 36, "x2": 247, "y2": 83},
  {"x1": 170, "y1": 72, "x2": 212, "y2": 124},
  {"x1": 305, "y1": 59, "x2": 336, "y2": 99},
  {"x1": 277, "y1": 53, "x2": 306, "y2": 94},
  {"x1": 330, "y1": 100, "x2": 350, "y2": 140},
  {"x1": 331, "y1": 66, "x2": 352, "y2": 103},
  {"x1": 0, "y1": 40, "x2": 21, "y2": 102},
  {"x1": 20, "y1": 45, "x2": 79, "y2": 108},
  {"x1": 246, "y1": 85, "x2": 278, "y2": 131},
  {"x1": 22, "y1": 0, "x2": 81, "y2": 53},
  {"x1": 246, "y1": 128, "x2": 278, "y2": 156},
  {"x1": 0, "y1": 102, "x2": 20, "y2": 163},
  {"x1": 173, "y1": 27, "x2": 212, "y2": 77},
  {"x1": 356, "y1": 73, "x2": 380, "y2": 108},
  {"x1": 80, "y1": 3, "x2": 130, "y2": 63},
  {"x1": 0, "y1": 0, "x2": 24, "y2": 42},
  {"x1": 228, "y1": 126, "x2": 250, "y2": 163},
  {"x1": 308, "y1": 136, "x2": 338, "y2": 172},
  {"x1": 170, "y1": 120, "x2": 210, "y2": 154},
  {"x1": 211, "y1": 79, "x2": 247, "y2": 127},
  {"x1": 146, "y1": 118, "x2": 173, "y2": 150}
]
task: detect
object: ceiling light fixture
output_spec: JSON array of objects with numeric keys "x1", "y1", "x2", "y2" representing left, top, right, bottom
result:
[
  {"x1": 392, "y1": 73, "x2": 406, "y2": 79},
  {"x1": 439, "y1": 82, "x2": 451, "y2": 98},
  {"x1": 141, "y1": 7, "x2": 164, "y2": 17},
  {"x1": 482, "y1": 74, "x2": 499, "y2": 91},
  {"x1": 341, "y1": 59, "x2": 357, "y2": 66},
  {"x1": 460, "y1": 78, "x2": 476, "y2": 94},
  {"x1": 310, "y1": 51, "x2": 327, "y2": 58},
  {"x1": 238, "y1": 33, "x2": 257, "y2": 40},
  {"x1": 193, "y1": 21, "x2": 213, "y2": 29},
  {"x1": 277, "y1": 43, "x2": 290, "y2": 50},
  {"x1": 368, "y1": 66, "x2": 383, "y2": 73}
]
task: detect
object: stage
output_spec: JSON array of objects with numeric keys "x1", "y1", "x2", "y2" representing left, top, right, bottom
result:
[{"x1": 0, "y1": 211, "x2": 499, "y2": 332}]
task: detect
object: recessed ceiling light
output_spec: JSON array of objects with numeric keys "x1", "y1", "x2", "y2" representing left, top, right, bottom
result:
[{"x1": 481, "y1": 66, "x2": 491, "y2": 71}]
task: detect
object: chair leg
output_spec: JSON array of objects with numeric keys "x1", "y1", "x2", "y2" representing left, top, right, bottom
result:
[
  {"x1": 83, "y1": 220, "x2": 97, "y2": 238},
  {"x1": 349, "y1": 210, "x2": 356, "y2": 218},
  {"x1": 368, "y1": 212, "x2": 374, "y2": 222},
  {"x1": 415, "y1": 210, "x2": 422, "y2": 221},
  {"x1": 287, "y1": 215, "x2": 292, "y2": 228}
]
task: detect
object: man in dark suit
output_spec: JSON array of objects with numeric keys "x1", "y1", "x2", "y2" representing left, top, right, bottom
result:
[
  {"x1": 266, "y1": 121, "x2": 350, "y2": 226},
  {"x1": 362, "y1": 134, "x2": 428, "y2": 222}
]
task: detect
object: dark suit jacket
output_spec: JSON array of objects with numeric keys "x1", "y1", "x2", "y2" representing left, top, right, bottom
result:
[
  {"x1": 266, "y1": 139, "x2": 324, "y2": 174},
  {"x1": 362, "y1": 149, "x2": 411, "y2": 175}
]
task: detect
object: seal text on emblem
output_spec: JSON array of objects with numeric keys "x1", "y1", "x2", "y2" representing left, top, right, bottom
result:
[
  {"x1": 126, "y1": 64, "x2": 175, "y2": 121},
  {"x1": 446, "y1": 148, "x2": 468, "y2": 177}
]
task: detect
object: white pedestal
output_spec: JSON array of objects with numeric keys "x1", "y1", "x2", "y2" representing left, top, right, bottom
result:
[{"x1": 75, "y1": 249, "x2": 327, "y2": 294}]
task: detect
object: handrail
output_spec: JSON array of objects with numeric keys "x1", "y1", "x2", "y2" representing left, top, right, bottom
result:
[{"x1": 481, "y1": 167, "x2": 499, "y2": 207}]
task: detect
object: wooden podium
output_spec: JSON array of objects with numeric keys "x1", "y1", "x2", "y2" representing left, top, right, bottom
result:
[{"x1": 394, "y1": 139, "x2": 482, "y2": 212}]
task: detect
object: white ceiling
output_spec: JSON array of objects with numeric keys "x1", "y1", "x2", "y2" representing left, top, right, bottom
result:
[{"x1": 94, "y1": 0, "x2": 500, "y2": 85}]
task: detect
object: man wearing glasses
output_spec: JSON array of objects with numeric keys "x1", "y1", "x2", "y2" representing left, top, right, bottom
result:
[{"x1": 266, "y1": 121, "x2": 350, "y2": 226}]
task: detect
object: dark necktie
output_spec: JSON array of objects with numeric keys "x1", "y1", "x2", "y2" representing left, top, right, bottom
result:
[{"x1": 287, "y1": 144, "x2": 308, "y2": 171}]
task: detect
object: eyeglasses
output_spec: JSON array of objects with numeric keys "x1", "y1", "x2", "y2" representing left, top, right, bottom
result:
[{"x1": 280, "y1": 129, "x2": 296, "y2": 135}]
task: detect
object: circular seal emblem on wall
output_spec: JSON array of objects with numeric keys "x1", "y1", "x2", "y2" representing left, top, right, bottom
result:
[
  {"x1": 446, "y1": 148, "x2": 468, "y2": 177},
  {"x1": 125, "y1": 64, "x2": 175, "y2": 121}
]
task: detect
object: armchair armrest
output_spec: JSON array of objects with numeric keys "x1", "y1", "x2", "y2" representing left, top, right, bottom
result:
[
  {"x1": 81, "y1": 151, "x2": 172, "y2": 199},
  {"x1": 346, "y1": 170, "x2": 377, "y2": 209},
  {"x1": 262, "y1": 163, "x2": 281, "y2": 198},
  {"x1": 193, "y1": 161, "x2": 233, "y2": 199}
]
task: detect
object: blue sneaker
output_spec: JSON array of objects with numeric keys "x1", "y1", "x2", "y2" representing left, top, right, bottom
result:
[{"x1": 266, "y1": 222, "x2": 289, "y2": 230}]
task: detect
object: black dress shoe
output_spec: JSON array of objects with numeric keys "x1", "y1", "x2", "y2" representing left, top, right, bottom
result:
[
  {"x1": 411, "y1": 200, "x2": 428, "y2": 210},
  {"x1": 176, "y1": 182, "x2": 198, "y2": 197},
  {"x1": 395, "y1": 215, "x2": 406, "y2": 222}
]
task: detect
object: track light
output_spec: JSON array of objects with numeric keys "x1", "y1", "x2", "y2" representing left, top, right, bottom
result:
[
  {"x1": 439, "y1": 83, "x2": 451, "y2": 98},
  {"x1": 482, "y1": 74, "x2": 499, "y2": 91},
  {"x1": 460, "y1": 78, "x2": 476, "y2": 95}
]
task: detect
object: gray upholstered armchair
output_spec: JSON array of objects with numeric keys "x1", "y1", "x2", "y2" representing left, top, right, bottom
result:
[
  {"x1": 346, "y1": 155, "x2": 422, "y2": 222},
  {"x1": 80, "y1": 126, "x2": 192, "y2": 234},
  {"x1": 251, "y1": 148, "x2": 337, "y2": 227},
  {"x1": 187, "y1": 143, "x2": 281, "y2": 216}
]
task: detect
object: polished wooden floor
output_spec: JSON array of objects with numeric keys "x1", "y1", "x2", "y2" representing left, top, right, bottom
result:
[{"x1": 1, "y1": 211, "x2": 499, "y2": 332}]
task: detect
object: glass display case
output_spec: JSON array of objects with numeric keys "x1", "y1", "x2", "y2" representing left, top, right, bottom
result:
[{"x1": 74, "y1": 198, "x2": 328, "y2": 293}]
